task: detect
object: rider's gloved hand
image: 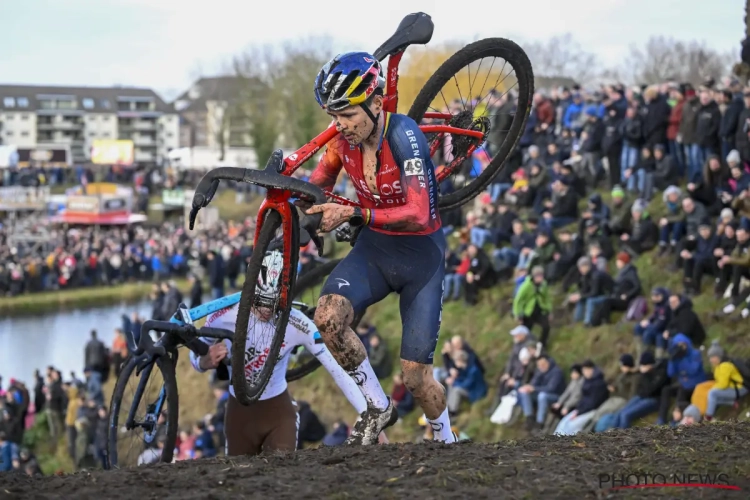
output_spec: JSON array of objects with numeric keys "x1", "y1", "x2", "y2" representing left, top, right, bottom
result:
[{"x1": 199, "y1": 343, "x2": 228, "y2": 370}]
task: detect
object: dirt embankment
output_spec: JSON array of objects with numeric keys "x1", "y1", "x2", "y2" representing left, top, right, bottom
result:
[{"x1": 2, "y1": 422, "x2": 749, "y2": 499}]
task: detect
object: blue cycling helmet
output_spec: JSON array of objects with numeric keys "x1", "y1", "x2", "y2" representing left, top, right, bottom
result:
[{"x1": 314, "y1": 52, "x2": 385, "y2": 112}]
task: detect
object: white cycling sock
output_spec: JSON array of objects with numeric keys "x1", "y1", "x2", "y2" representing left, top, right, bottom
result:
[
  {"x1": 723, "y1": 303, "x2": 736, "y2": 314},
  {"x1": 427, "y1": 407, "x2": 456, "y2": 443},
  {"x1": 348, "y1": 358, "x2": 389, "y2": 411}
]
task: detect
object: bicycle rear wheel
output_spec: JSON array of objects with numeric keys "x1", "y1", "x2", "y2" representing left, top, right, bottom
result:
[
  {"x1": 232, "y1": 207, "x2": 300, "y2": 405},
  {"x1": 106, "y1": 353, "x2": 178, "y2": 468},
  {"x1": 408, "y1": 37, "x2": 534, "y2": 210}
]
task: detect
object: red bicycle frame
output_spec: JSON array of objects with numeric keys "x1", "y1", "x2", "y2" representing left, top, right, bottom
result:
[{"x1": 254, "y1": 48, "x2": 484, "y2": 308}]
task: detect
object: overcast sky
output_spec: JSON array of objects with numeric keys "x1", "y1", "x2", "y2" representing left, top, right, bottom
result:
[{"x1": 0, "y1": 0, "x2": 743, "y2": 101}]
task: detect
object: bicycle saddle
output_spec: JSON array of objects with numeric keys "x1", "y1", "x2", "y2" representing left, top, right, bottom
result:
[{"x1": 373, "y1": 12, "x2": 434, "y2": 61}]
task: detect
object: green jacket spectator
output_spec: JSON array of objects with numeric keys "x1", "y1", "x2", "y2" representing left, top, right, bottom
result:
[{"x1": 513, "y1": 275, "x2": 552, "y2": 319}]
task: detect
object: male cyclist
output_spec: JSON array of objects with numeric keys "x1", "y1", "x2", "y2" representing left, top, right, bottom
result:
[
  {"x1": 304, "y1": 52, "x2": 455, "y2": 445},
  {"x1": 189, "y1": 251, "x2": 367, "y2": 455}
]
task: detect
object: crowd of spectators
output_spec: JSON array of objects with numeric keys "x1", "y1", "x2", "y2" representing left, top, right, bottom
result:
[{"x1": 426, "y1": 76, "x2": 750, "y2": 433}]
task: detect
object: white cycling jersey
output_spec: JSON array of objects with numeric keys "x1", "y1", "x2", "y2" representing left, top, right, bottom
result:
[{"x1": 189, "y1": 304, "x2": 366, "y2": 413}]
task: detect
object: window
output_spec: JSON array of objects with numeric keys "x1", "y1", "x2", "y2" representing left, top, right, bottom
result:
[
  {"x1": 3, "y1": 97, "x2": 15, "y2": 107},
  {"x1": 20, "y1": 114, "x2": 29, "y2": 120},
  {"x1": 102, "y1": 115, "x2": 110, "y2": 121},
  {"x1": 39, "y1": 100, "x2": 54, "y2": 109},
  {"x1": 5, "y1": 131, "x2": 13, "y2": 136},
  {"x1": 21, "y1": 131, "x2": 29, "y2": 137},
  {"x1": 17, "y1": 97, "x2": 29, "y2": 107},
  {"x1": 82, "y1": 98, "x2": 95, "y2": 109},
  {"x1": 89, "y1": 131, "x2": 96, "y2": 137},
  {"x1": 100, "y1": 99, "x2": 111, "y2": 109},
  {"x1": 103, "y1": 132, "x2": 110, "y2": 138}
]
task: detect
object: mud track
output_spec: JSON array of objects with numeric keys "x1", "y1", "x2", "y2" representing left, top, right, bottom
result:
[{"x1": 2, "y1": 423, "x2": 750, "y2": 499}]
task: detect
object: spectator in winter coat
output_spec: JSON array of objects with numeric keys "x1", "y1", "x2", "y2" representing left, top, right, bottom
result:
[
  {"x1": 642, "y1": 86, "x2": 671, "y2": 150},
  {"x1": 620, "y1": 106, "x2": 643, "y2": 174},
  {"x1": 680, "y1": 86, "x2": 701, "y2": 181},
  {"x1": 667, "y1": 85, "x2": 686, "y2": 176},
  {"x1": 528, "y1": 230, "x2": 560, "y2": 278},
  {"x1": 443, "y1": 248, "x2": 463, "y2": 302},
  {"x1": 682, "y1": 219, "x2": 718, "y2": 295},
  {"x1": 601, "y1": 104, "x2": 625, "y2": 188},
  {"x1": 625, "y1": 147, "x2": 655, "y2": 200},
  {"x1": 620, "y1": 199, "x2": 659, "y2": 255},
  {"x1": 589, "y1": 354, "x2": 640, "y2": 432},
  {"x1": 563, "y1": 93, "x2": 585, "y2": 133},
  {"x1": 657, "y1": 333, "x2": 707, "y2": 425},
  {"x1": 581, "y1": 193, "x2": 610, "y2": 230},
  {"x1": 704, "y1": 341, "x2": 748, "y2": 420},
  {"x1": 607, "y1": 186, "x2": 633, "y2": 236},
  {"x1": 719, "y1": 220, "x2": 750, "y2": 317},
  {"x1": 517, "y1": 354, "x2": 566, "y2": 432},
  {"x1": 634, "y1": 287, "x2": 672, "y2": 352},
  {"x1": 464, "y1": 244, "x2": 497, "y2": 305},
  {"x1": 0, "y1": 431, "x2": 19, "y2": 472},
  {"x1": 445, "y1": 350, "x2": 487, "y2": 415},
  {"x1": 494, "y1": 219, "x2": 535, "y2": 271},
  {"x1": 497, "y1": 326, "x2": 537, "y2": 399},
  {"x1": 734, "y1": 90, "x2": 750, "y2": 164},
  {"x1": 368, "y1": 334, "x2": 393, "y2": 380},
  {"x1": 513, "y1": 266, "x2": 552, "y2": 347},
  {"x1": 547, "y1": 364, "x2": 583, "y2": 431},
  {"x1": 611, "y1": 351, "x2": 669, "y2": 429},
  {"x1": 580, "y1": 218, "x2": 614, "y2": 261},
  {"x1": 663, "y1": 294, "x2": 706, "y2": 355},
  {"x1": 555, "y1": 360, "x2": 609, "y2": 435},
  {"x1": 541, "y1": 178, "x2": 579, "y2": 230},
  {"x1": 652, "y1": 145, "x2": 679, "y2": 190},
  {"x1": 569, "y1": 256, "x2": 614, "y2": 326},
  {"x1": 658, "y1": 186, "x2": 685, "y2": 254},
  {"x1": 718, "y1": 87, "x2": 745, "y2": 160},
  {"x1": 688, "y1": 155, "x2": 730, "y2": 214},
  {"x1": 693, "y1": 88, "x2": 722, "y2": 177},
  {"x1": 596, "y1": 252, "x2": 642, "y2": 324}
]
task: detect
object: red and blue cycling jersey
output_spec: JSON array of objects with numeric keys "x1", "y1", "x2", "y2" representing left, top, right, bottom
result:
[{"x1": 310, "y1": 112, "x2": 442, "y2": 236}]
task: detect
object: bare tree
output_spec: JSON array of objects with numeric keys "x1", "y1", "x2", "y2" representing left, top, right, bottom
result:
[
  {"x1": 275, "y1": 37, "x2": 335, "y2": 148},
  {"x1": 623, "y1": 36, "x2": 734, "y2": 86},
  {"x1": 232, "y1": 46, "x2": 282, "y2": 168},
  {"x1": 522, "y1": 33, "x2": 597, "y2": 83}
]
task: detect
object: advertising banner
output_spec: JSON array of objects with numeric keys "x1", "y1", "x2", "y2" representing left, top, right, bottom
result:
[
  {"x1": 16, "y1": 147, "x2": 70, "y2": 168},
  {"x1": 91, "y1": 140, "x2": 134, "y2": 166}
]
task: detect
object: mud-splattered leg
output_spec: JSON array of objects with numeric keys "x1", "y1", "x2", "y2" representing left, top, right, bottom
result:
[
  {"x1": 314, "y1": 294, "x2": 389, "y2": 410},
  {"x1": 402, "y1": 360, "x2": 456, "y2": 443}
]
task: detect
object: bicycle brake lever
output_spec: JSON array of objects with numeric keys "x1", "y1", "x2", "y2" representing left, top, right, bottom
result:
[
  {"x1": 300, "y1": 212, "x2": 325, "y2": 257},
  {"x1": 189, "y1": 178, "x2": 220, "y2": 230}
]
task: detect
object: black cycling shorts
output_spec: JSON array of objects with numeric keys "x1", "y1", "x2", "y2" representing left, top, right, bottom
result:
[{"x1": 320, "y1": 227, "x2": 446, "y2": 364}]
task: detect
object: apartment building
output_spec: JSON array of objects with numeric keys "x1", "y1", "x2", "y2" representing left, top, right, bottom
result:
[
  {"x1": 172, "y1": 76, "x2": 252, "y2": 149},
  {"x1": 0, "y1": 84, "x2": 180, "y2": 165}
]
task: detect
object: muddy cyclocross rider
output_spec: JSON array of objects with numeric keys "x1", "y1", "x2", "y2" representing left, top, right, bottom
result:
[
  {"x1": 304, "y1": 52, "x2": 456, "y2": 445},
  {"x1": 189, "y1": 251, "x2": 367, "y2": 455}
]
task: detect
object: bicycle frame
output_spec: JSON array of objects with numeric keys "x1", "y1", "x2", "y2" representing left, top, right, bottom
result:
[
  {"x1": 123, "y1": 293, "x2": 320, "y2": 436},
  {"x1": 253, "y1": 47, "x2": 485, "y2": 310}
]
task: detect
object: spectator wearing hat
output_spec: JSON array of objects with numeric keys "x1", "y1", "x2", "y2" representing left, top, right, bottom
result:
[
  {"x1": 610, "y1": 351, "x2": 669, "y2": 429},
  {"x1": 607, "y1": 186, "x2": 633, "y2": 237},
  {"x1": 578, "y1": 106, "x2": 605, "y2": 188},
  {"x1": 563, "y1": 92, "x2": 585, "y2": 134},
  {"x1": 642, "y1": 85, "x2": 671, "y2": 152},
  {"x1": 620, "y1": 199, "x2": 658, "y2": 255},
  {"x1": 527, "y1": 230, "x2": 559, "y2": 279},
  {"x1": 681, "y1": 218, "x2": 718, "y2": 295},
  {"x1": 601, "y1": 99, "x2": 625, "y2": 189},
  {"x1": 719, "y1": 219, "x2": 750, "y2": 317},
  {"x1": 670, "y1": 197, "x2": 708, "y2": 271},
  {"x1": 580, "y1": 215, "x2": 614, "y2": 261},
  {"x1": 677, "y1": 404, "x2": 702, "y2": 426},
  {"x1": 322, "y1": 420, "x2": 349, "y2": 447},
  {"x1": 728, "y1": 159, "x2": 750, "y2": 195},
  {"x1": 596, "y1": 252, "x2": 642, "y2": 325},
  {"x1": 580, "y1": 193, "x2": 611, "y2": 233},
  {"x1": 657, "y1": 333, "x2": 707, "y2": 425},
  {"x1": 540, "y1": 178, "x2": 579, "y2": 231},
  {"x1": 513, "y1": 266, "x2": 552, "y2": 347},
  {"x1": 704, "y1": 341, "x2": 748, "y2": 421},
  {"x1": 445, "y1": 349, "x2": 487, "y2": 416},
  {"x1": 493, "y1": 218, "x2": 535, "y2": 272},
  {"x1": 652, "y1": 144, "x2": 679, "y2": 190},
  {"x1": 491, "y1": 326, "x2": 538, "y2": 409},
  {"x1": 554, "y1": 359, "x2": 609, "y2": 435},
  {"x1": 589, "y1": 354, "x2": 640, "y2": 432},
  {"x1": 568, "y1": 256, "x2": 614, "y2": 327},
  {"x1": 517, "y1": 354, "x2": 566, "y2": 433},
  {"x1": 658, "y1": 186, "x2": 685, "y2": 255}
]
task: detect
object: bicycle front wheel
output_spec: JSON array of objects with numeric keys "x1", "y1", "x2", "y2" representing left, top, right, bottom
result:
[
  {"x1": 106, "y1": 353, "x2": 178, "y2": 469},
  {"x1": 232, "y1": 207, "x2": 300, "y2": 405}
]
